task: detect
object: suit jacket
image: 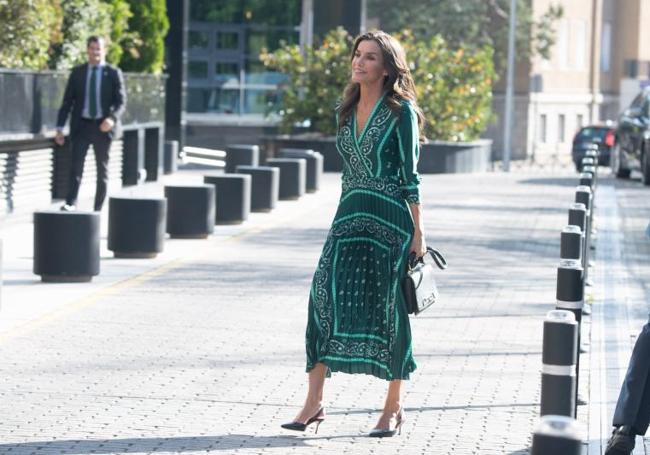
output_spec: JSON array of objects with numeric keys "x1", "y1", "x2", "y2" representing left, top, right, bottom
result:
[{"x1": 56, "y1": 63, "x2": 127, "y2": 139}]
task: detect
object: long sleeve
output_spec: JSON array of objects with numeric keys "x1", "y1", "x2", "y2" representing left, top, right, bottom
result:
[
  {"x1": 109, "y1": 67, "x2": 126, "y2": 120},
  {"x1": 56, "y1": 68, "x2": 76, "y2": 130},
  {"x1": 396, "y1": 101, "x2": 421, "y2": 205}
]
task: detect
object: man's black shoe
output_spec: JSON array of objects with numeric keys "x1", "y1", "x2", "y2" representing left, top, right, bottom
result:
[{"x1": 604, "y1": 425, "x2": 636, "y2": 455}]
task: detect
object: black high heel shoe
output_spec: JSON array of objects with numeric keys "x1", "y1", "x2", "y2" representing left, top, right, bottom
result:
[
  {"x1": 281, "y1": 408, "x2": 326, "y2": 433},
  {"x1": 368, "y1": 407, "x2": 405, "y2": 438}
]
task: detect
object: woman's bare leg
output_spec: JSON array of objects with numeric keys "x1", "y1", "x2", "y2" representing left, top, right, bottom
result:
[
  {"x1": 374, "y1": 379, "x2": 403, "y2": 429},
  {"x1": 293, "y1": 362, "x2": 327, "y2": 422}
]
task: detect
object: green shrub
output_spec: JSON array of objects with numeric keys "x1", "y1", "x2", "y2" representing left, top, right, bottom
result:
[
  {"x1": 260, "y1": 27, "x2": 352, "y2": 136},
  {"x1": 399, "y1": 31, "x2": 495, "y2": 141},
  {"x1": 260, "y1": 28, "x2": 494, "y2": 141},
  {"x1": 119, "y1": 0, "x2": 169, "y2": 74},
  {"x1": 0, "y1": 0, "x2": 61, "y2": 69},
  {"x1": 102, "y1": 0, "x2": 133, "y2": 65},
  {"x1": 49, "y1": 0, "x2": 113, "y2": 70}
]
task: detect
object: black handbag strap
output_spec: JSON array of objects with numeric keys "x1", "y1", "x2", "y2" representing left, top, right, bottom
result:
[{"x1": 407, "y1": 246, "x2": 447, "y2": 270}]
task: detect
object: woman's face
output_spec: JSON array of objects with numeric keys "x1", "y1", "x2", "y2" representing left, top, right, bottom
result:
[{"x1": 351, "y1": 39, "x2": 387, "y2": 85}]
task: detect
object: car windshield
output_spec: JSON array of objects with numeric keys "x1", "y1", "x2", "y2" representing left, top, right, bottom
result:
[{"x1": 576, "y1": 127, "x2": 608, "y2": 142}]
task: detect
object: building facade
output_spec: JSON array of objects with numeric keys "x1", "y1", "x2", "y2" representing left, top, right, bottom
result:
[{"x1": 487, "y1": 0, "x2": 650, "y2": 163}]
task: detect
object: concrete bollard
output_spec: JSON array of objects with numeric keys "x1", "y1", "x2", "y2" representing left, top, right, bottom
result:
[
  {"x1": 560, "y1": 225, "x2": 582, "y2": 261},
  {"x1": 555, "y1": 259, "x2": 584, "y2": 415},
  {"x1": 541, "y1": 310, "x2": 578, "y2": 417},
  {"x1": 531, "y1": 415, "x2": 584, "y2": 454}
]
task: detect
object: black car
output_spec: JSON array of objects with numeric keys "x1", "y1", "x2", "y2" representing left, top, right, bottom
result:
[
  {"x1": 612, "y1": 87, "x2": 650, "y2": 184},
  {"x1": 572, "y1": 124, "x2": 615, "y2": 170}
]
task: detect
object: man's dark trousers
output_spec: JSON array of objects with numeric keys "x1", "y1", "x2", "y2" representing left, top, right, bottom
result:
[
  {"x1": 66, "y1": 119, "x2": 111, "y2": 211},
  {"x1": 613, "y1": 321, "x2": 650, "y2": 435}
]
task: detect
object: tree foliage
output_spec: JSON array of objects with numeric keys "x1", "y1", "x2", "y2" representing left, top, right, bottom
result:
[
  {"x1": 48, "y1": 0, "x2": 113, "y2": 69},
  {"x1": 0, "y1": 0, "x2": 61, "y2": 69},
  {"x1": 119, "y1": 0, "x2": 169, "y2": 73},
  {"x1": 260, "y1": 27, "x2": 495, "y2": 141},
  {"x1": 102, "y1": 0, "x2": 133, "y2": 65},
  {"x1": 260, "y1": 28, "x2": 353, "y2": 136},
  {"x1": 368, "y1": 0, "x2": 563, "y2": 75},
  {"x1": 399, "y1": 31, "x2": 495, "y2": 141}
]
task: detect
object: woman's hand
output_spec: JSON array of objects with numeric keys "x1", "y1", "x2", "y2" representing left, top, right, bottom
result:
[{"x1": 409, "y1": 231, "x2": 427, "y2": 259}]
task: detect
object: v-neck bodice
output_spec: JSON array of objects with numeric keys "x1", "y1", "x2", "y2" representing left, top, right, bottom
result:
[
  {"x1": 353, "y1": 93, "x2": 386, "y2": 143},
  {"x1": 336, "y1": 97, "x2": 422, "y2": 206}
]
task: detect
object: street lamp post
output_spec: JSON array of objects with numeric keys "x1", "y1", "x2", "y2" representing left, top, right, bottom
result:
[{"x1": 503, "y1": 0, "x2": 517, "y2": 172}]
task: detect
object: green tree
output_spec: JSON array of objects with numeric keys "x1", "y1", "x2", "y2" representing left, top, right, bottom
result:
[
  {"x1": 101, "y1": 0, "x2": 133, "y2": 65},
  {"x1": 368, "y1": 0, "x2": 563, "y2": 75},
  {"x1": 119, "y1": 0, "x2": 169, "y2": 73},
  {"x1": 0, "y1": 0, "x2": 61, "y2": 69},
  {"x1": 261, "y1": 28, "x2": 494, "y2": 141},
  {"x1": 49, "y1": 0, "x2": 113, "y2": 70},
  {"x1": 260, "y1": 27, "x2": 353, "y2": 135},
  {"x1": 399, "y1": 31, "x2": 495, "y2": 141}
]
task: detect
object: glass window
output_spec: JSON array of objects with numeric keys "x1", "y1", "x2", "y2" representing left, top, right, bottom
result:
[
  {"x1": 244, "y1": 88, "x2": 282, "y2": 115},
  {"x1": 191, "y1": 0, "x2": 301, "y2": 26},
  {"x1": 558, "y1": 114, "x2": 566, "y2": 142},
  {"x1": 539, "y1": 114, "x2": 547, "y2": 143},
  {"x1": 574, "y1": 20, "x2": 586, "y2": 69},
  {"x1": 189, "y1": 31, "x2": 209, "y2": 49},
  {"x1": 245, "y1": 60, "x2": 288, "y2": 85},
  {"x1": 215, "y1": 62, "x2": 240, "y2": 86},
  {"x1": 576, "y1": 114, "x2": 583, "y2": 130},
  {"x1": 217, "y1": 31, "x2": 240, "y2": 50},
  {"x1": 557, "y1": 19, "x2": 568, "y2": 69},
  {"x1": 601, "y1": 22, "x2": 611, "y2": 72},
  {"x1": 246, "y1": 30, "x2": 299, "y2": 56},
  {"x1": 577, "y1": 127, "x2": 608, "y2": 141},
  {"x1": 188, "y1": 61, "x2": 209, "y2": 79}
]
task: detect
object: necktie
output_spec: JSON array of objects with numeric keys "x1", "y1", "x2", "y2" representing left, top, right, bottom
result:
[{"x1": 89, "y1": 66, "x2": 98, "y2": 118}]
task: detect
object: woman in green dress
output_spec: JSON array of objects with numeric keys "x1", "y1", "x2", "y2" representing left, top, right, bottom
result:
[{"x1": 281, "y1": 30, "x2": 427, "y2": 437}]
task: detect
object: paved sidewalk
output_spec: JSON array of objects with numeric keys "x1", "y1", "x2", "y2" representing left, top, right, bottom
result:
[{"x1": 0, "y1": 168, "x2": 648, "y2": 454}]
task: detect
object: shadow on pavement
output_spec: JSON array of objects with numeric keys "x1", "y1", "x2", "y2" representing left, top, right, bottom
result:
[
  {"x1": 517, "y1": 176, "x2": 581, "y2": 187},
  {"x1": 0, "y1": 434, "x2": 328, "y2": 453}
]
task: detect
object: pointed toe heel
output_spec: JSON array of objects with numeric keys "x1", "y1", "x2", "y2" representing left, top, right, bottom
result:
[{"x1": 281, "y1": 408, "x2": 325, "y2": 433}]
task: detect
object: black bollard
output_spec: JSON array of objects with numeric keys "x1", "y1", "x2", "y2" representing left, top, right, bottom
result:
[
  {"x1": 575, "y1": 186, "x2": 593, "y2": 285},
  {"x1": 568, "y1": 203, "x2": 587, "y2": 273},
  {"x1": 580, "y1": 157, "x2": 596, "y2": 172},
  {"x1": 541, "y1": 310, "x2": 578, "y2": 417},
  {"x1": 582, "y1": 165, "x2": 598, "y2": 191},
  {"x1": 556, "y1": 259, "x2": 584, "y2": 416},
  {"x1": 578, "y1": 172, "x2": 593, "y2": 189},
  {"x1": 560, "y1": 225, "x2": 582, "y2": 261},
  {"x1": 531, "y1": 415, "x2": 584, "y2": 454}
]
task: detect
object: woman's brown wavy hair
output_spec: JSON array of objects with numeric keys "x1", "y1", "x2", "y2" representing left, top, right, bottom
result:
[{"x1": 337, "y1": 30, "x2": 425, "y2": 143}]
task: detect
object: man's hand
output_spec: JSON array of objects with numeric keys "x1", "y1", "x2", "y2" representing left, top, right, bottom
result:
[
  {"x1": 54, "y1": 131, "x2": 65, "y2": 146},
  {"x1": 100, "y1": 117, "x2": 115, "y2": 133}
]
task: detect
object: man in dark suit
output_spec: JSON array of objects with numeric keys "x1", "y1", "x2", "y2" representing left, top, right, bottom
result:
[
  {"x1": 55, "y1": 36, "x2": 126, "y2": 212},
  {"x1": 605, "y1": 321, "x2": 650, "y2": 454}
]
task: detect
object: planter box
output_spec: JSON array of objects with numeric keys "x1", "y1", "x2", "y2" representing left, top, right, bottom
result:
[
  {"x1": 263, "y1": 135, "x2": 341, "y2": 172},
  {"x1": 263, "y1": 135, "x2": 492, "y2": 174},
  {"x1": 418, "y1": 139, "x2": 492, "y2": 174}
]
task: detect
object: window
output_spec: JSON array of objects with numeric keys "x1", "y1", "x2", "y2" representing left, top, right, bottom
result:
[
  {"x1": 216, "y1": 31, "x2": 240, "y2": 50},
  {"x1": 188, "y1": 61, "x2": 208, "y2": 79},
  {"x1": 557, "y1": 20, "x2": 569, "y2": 69},
  {"x1": 576, "y1": 114, "x2": 584, "y2": 130},
  {"x1": 558, "y1": 114, "x2": 566, "y2": 142},
  {"x1": 601, "y1": 22, "x2": 612, "y2": 72},
  {"x1": 214, "y1": 62, "x2": 239, "y2": 86},
  {"x1": 189, "y1": 31, "x2": 209, "y2": 49},
  {"x1": 539, "y1": 114, "x2": 547, "y2": 143},
  {"x1": 574, "y1": 20, "x2": 586, "y2": 69}
]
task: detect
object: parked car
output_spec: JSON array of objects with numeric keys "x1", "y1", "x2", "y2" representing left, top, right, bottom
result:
[
  {"x1": 612, "y1": 87, "x2": 650, "y2": 184},
  {"x1": 572, "y1": 124, "x2": 615, "y2": 170}
]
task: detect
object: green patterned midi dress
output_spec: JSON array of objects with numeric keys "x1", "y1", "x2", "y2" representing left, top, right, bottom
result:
[{"x1": 305, "y1": 95, "x2": 421, "y2": 381}]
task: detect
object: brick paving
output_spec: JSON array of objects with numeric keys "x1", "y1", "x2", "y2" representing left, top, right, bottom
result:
[{"x1": 0, "y1": 168, "x2": 648, "y2": 454}]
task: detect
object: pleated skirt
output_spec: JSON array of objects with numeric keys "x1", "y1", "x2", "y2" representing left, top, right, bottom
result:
[{"x1": 305, "y1": 186, "x2": 417, "y2": 380}]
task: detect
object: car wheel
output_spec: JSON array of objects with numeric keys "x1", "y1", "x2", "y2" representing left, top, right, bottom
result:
[
  {"x1": 642, "y1": 144, "x2": 650, "y2": 186},
  {"x1": 613, "y1": 143, "x2": 631, "y2": 178}
]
